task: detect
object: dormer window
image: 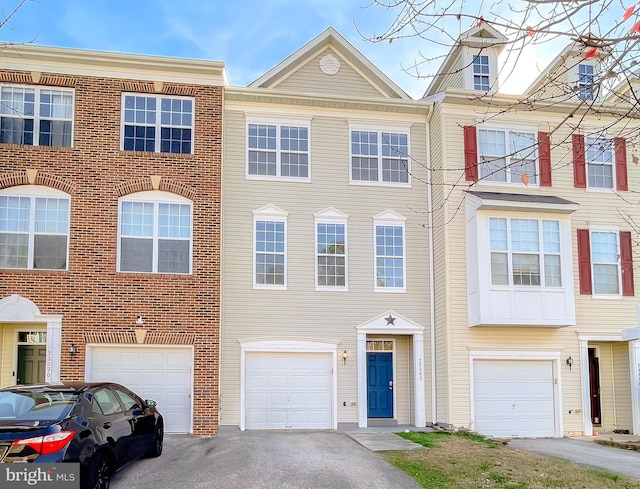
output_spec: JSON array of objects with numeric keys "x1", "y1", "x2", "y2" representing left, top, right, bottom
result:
[
  {"x1": 578, "y1": 64, "x2": 595, "y2": 100},
  {"x1": 473, "y1": 55, "x2": 490, "y2": 91}
]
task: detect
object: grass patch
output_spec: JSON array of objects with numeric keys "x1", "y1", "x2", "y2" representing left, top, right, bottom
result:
[{"x1": 384, "y1": 432, "x2": 640, "y2": 489}]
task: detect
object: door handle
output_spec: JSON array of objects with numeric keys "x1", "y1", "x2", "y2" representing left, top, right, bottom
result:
[
  {"x1": 388, "y1": 380, "x2": 393, "y2": 390},
  {"x1": 102, "y1": 422, "x2": 111, "y2": 429}
]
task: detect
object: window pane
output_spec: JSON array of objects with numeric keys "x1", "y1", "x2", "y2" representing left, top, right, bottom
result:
[
  {"x1": 255, "y1": 254, "x2": 285, "y2": 285},
  {"x1": 0, "y1": 196, "x2": 30, "y2": 232},
  {"x1": 33, "y1": 235, "x2": 67, "y2": 269},
  {"x1": 120, "y1": 237, "x2": 153, "y2": 272},
  {"x1": 318, "y1": 255, "x2": 346, "y2": 287},
  {"x1": 351, "y1": 157, "x2": 378, "y2": 181},
  {"x1": 544, "y1": 254, "x2": 562, "y2": 287},
  {"x1": 248, "y1": 150, "x2": 277, "y2": 176},
  {"x1": 158, "y1": 239, "x2": 189, "y2": 273},
  {"x1": 512, "y1": 253, "x2": 540, "y2": 286},
  {"x1": 543, "y1": 220, "x2": 560, "y2": 253},
  {"x1": 158, "y1": 203, "x2": 191, "y2": 238},
  {"x1": 489, "y1": 218, "x2": 507, "y2": 251},
  {"x1": 591, "y1": 232, "x2": 617, "y2": 263},
  {"x1": 593, "y1": 264, "x2": 620, "y2": 294},
  {"x1": 0, "y1": 233, "x2": 28, "y2": 268},
  {"x1": 375, "y1": 225, "x2": 404, "y2": 288},
  {"x1": 1, "y1": 117, "x2": 34, "y2": 145},
  {"x1": 35, "y1": 198, "x2": 69, "y2": 234},
  {"x1": 511, "y1": 219, "x2": 539, "y2": 252},
  {"x1": 120, "y1": 202, "x2": 154, "y2": 237},
  {"x1": 491, "y1": 252, "x2": 508, "y2": 285},
  {"x1": 382, "y1": 158, "x2": 409, "y2": 183}
]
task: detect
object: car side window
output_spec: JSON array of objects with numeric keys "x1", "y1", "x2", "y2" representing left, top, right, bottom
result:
[
  {"x1": 114, "y1": 388, "x2": 141, "y2": 411},
  {"x1": 93, "y1": 388, "x2": 122, "y2": 415}
]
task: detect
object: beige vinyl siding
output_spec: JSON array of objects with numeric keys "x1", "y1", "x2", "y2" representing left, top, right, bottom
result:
[
  {"x1": 273, "y1": 49, "x2": 384, "y2": 99},
  {"x1": 221, "y1": 106, "x2": 431, "y2": 426},
  {"x1": 592, "y1": 342, "x2": 632, "y2": 433},
  {"x1": 431, "y1": 53, "x2": 464, "y2": 95},
  {"x1": 433, "y1": 103, "x2": 640, "y2": 433}
]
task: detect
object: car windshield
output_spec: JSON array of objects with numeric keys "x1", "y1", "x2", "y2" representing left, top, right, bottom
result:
[{"x1": 0, "y1": 391, "x2": 78, "y2": 422}]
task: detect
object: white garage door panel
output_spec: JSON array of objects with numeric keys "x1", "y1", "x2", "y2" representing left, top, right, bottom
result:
[
  {"x1": 474, "y1": 360, "x2": 555, "y2": 438},
  {"x1": 87, "y1": 346, "x2": 192, "y2": 434},
  {"x1": 245, "y1": 353, "x2": 332, "y2": 429}
]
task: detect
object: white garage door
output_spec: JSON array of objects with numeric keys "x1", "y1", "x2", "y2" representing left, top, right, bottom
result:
[
  {"x1": 245, "y1": 353, "x2": 332, "y2": 430},
  {"x1": 87, "y1": 346, "x2": 192, "y2": 433},
  {"x1": 473, "y1": 360, "x2": 556, "y2": 438}
]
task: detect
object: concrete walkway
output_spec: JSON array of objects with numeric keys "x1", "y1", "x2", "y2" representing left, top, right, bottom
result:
[{"x1": 341, "y1": 425, "x2": 432, "y2": 451}]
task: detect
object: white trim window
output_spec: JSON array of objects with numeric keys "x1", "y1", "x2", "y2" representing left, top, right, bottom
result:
[
  {"x1": 316, "y1": 221, "x2": 347, "y2": 289},
  {"x1": 117, "y1": 191, "x2": 192, "y2": 274},
  {"x1": 478, "y1": 128, "x2": 537, "y2": 184},
  {"x1": 350, "y1": 126, "x2": 410, "y2": 185},
  {"x1": 578, "y1": 64, "x2": 595, "y2": 101},
  {"x1": 121, "y1": 94, "x2": 194, "y2": 154},
  {"x1": 586, "y1": 136, "x2": 614, "y2": 189},
  {"x1": 0, "y1": 85, "x2": 74, "y2": 147},
  {"x1": 590, "y1": 229, "x2": 620, "y2": 295},
  {"x1": 253, "y1": 205, "x2": 288, "y2": 288},
  {"x1": 489, "y1": 217, "x2": 562, "y2": 287},
  {"x1": 247, "y1": 120, "x2": 310, "y2": 180},
  {"x1": 0, "y1": 186, "x2": 70, "y2": 270},
  {"x1": 473, "y1": 55, "x2": 490, "y2": 91},
  {"x1": 374, "y1": 212, "x2": 406, "y2": 291}
]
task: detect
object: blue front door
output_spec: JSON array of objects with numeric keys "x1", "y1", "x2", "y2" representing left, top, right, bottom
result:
[{"x1": 367, "y1": 352, "x2": 393, "y2": 418}]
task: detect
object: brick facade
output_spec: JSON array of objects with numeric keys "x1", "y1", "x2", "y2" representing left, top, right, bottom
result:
[{"x1": 0, "y1": 63, "x2": 222, "y2": 436}]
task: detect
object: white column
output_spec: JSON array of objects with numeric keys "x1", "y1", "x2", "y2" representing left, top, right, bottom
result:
[
  {"x1": 629, "y1": 340, "x2": 640, "y2": 435},
  {"x1": 357, "y1": 331, "x2": 367, "y2": 428},
  {"x1": 413, "y1": 333, "x2": 426, "y2": 427},
  {"x1": 580, "y1": 339, "x2": 592, "y2": 436},
  {"x1": 40, "y1": 315, "x2": 63, "y2": 383}
]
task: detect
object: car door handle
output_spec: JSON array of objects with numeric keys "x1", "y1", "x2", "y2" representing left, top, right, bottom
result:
[{"x1": 102, "y1": 422, "x2": 111, "y2": 429}]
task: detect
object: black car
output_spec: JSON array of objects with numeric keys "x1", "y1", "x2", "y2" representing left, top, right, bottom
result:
[{"x1": 0, "y1": 382, "x2": 163, "y2": 489}]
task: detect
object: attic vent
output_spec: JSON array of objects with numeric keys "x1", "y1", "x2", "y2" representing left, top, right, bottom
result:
[
  {"x1": 39, "y1": 75, "x2": 75, "y2": 87},
  {"x1": 319, "y1": 54, "x2": 341, "y2": 75},
  {"x1": 0, "y1": 72, "x2": 31, "y2": 83},
  {"x1": 163, "y1": 84, "x2": 197, "y2": 96},
  {"x1": 121, "y1": 81, "x2": 155, "y2": 92}
]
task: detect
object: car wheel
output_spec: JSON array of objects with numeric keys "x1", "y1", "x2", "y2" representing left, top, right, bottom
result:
[
  {"x1": 146, "y1": 422, "x2": 164, "y2": 458},
  {"x1": 86, "y1": 452, "x2": 113, "y2": 489}
]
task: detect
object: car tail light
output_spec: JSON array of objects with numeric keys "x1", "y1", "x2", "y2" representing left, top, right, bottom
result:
[{"x1": 12, "y1": 431, "x2": 75, "y2": 455}]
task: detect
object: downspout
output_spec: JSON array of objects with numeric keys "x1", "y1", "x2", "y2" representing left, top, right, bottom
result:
[{"x1": 425, "y1": 105, "x2": 437, "y2": 425}]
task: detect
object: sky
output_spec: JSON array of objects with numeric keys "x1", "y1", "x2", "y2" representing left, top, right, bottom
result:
[{"x1": 0, "y1": 0, "x2": 592, "y2": 99}]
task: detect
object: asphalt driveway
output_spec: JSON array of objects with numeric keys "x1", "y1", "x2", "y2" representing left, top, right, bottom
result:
[
  {"x1": 110, "y1": 430, "x2": 419, "y2": 489},
  {"x1": 510, "y1": 438, "x2": 640, "y2": 480}
]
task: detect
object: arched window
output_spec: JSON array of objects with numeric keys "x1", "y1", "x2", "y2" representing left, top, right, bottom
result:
[
  {"x1": 0, "y1": 186, "x2": 70, "y2": 270},
  {"x1": 117, "y1": 191, "x2": 192, "y2": 274}
]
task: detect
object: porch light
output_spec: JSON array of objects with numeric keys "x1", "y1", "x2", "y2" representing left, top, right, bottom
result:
[
  {"x1": 565, "y1": 356, "x2": 573, "y2": 370},
  {"x1": 341, "y1": 350, "x2": 349, "y2": 365},
  {"x1": 136, "y1": 315, "x2": 144, "y2": 325},
  {"x1": 69, "y1": 343, "x2": 77, "y2": 356}
]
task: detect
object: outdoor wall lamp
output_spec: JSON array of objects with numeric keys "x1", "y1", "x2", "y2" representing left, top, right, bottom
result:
[
  {"x1": 136, "y1": 315, "x2": 144, "y2": 325},
  {"x1": 565, "y1": 356, "x2": 573, "y2": 371},
  {"x1": 69, "y1": 343, "x2": 77, "y2": 356},
  {"x1": 341, "y1": 350, "x2": 349, "y2": 365}
]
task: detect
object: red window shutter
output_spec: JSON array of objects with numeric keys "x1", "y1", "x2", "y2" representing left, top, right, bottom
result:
[
  {"x1": 538, "y1": 131, "x2": 552, "y2": 186},
  {"x1": 620, "y1": 231, "x2": 634, "y2": 296},
  {"x1": 614, "y1": 137, "x2": 628, "y2": 191},
  {"x1": 577, "y1": 229, "x2": 592, "y2": 295},
  {"x1": 464, "y1": 125, "x2": 478, "y2": 182},
  {"x1": 573, "y1": 134, "x2": 586, "y2": 188}
]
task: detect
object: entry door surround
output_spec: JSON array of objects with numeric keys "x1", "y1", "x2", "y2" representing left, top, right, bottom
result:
[{"x1": 357, "y1": 310, "x2": 426, "y2": 428}]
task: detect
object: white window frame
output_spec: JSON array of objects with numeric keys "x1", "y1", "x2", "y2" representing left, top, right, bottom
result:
[
  {"x1": 461, "y1": 47, "x2": 499, "y2": 92},
  {"x1": 349, "y1": 124, "x2": 411, "y2": 187},
  {"x1": 253, "y1": 204, "x2": 288, "y2": 290},
  {"x1": 314, "y1": 207, "x2": 348, "y2": 291},
  {"x1": 585, "y1": 135, "x2": 615, "y2": 191},
  {"x1": 373, "y1": 210, "x2": 407, "y2": 293},
  {"x1": 589, "y1": 226, "x2": 622, "y2": 297},
  {"x1": 246, "y1": 117, "x2": 311, "y2": 182},
  {"x1": 0, "y1": 185, "x2": 71, "y2": 270},
  {"x1": 472, "y1": 54, "x2": 490, "y2": 91},
  {"x1": 120, "y1": 93, "x2": 195, "y2": 154},
  {"x1": 116, "y1": 190, "x2": 193, "y2": 274},
  {"x1": 488, "y1": 217, "x2": 563, "y2": 288},
  {"x1": 476, "y1": 124, "x2": 539, "y2": 187},
  {"x1": 568, "y1": 60, "x2": 599, "y2": 102},
  {"x1": 577, "y1": 63, "x2": 596, "y2": 101},
  {"x1": 0, "y1": 84, "x2": 75, "y2": 148}
]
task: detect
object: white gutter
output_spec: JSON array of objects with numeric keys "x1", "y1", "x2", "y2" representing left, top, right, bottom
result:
[{"x1": 425, "y1": 111, "x2": 437, "y2": 425}]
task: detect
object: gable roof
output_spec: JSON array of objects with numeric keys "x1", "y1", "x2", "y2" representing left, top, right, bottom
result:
[
  {"x1": 249, "y1": 27, "x2": 410, "y2": 100},
  {"x1": 423, "y1": 24, "x2": 508, "y2": 98}
]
